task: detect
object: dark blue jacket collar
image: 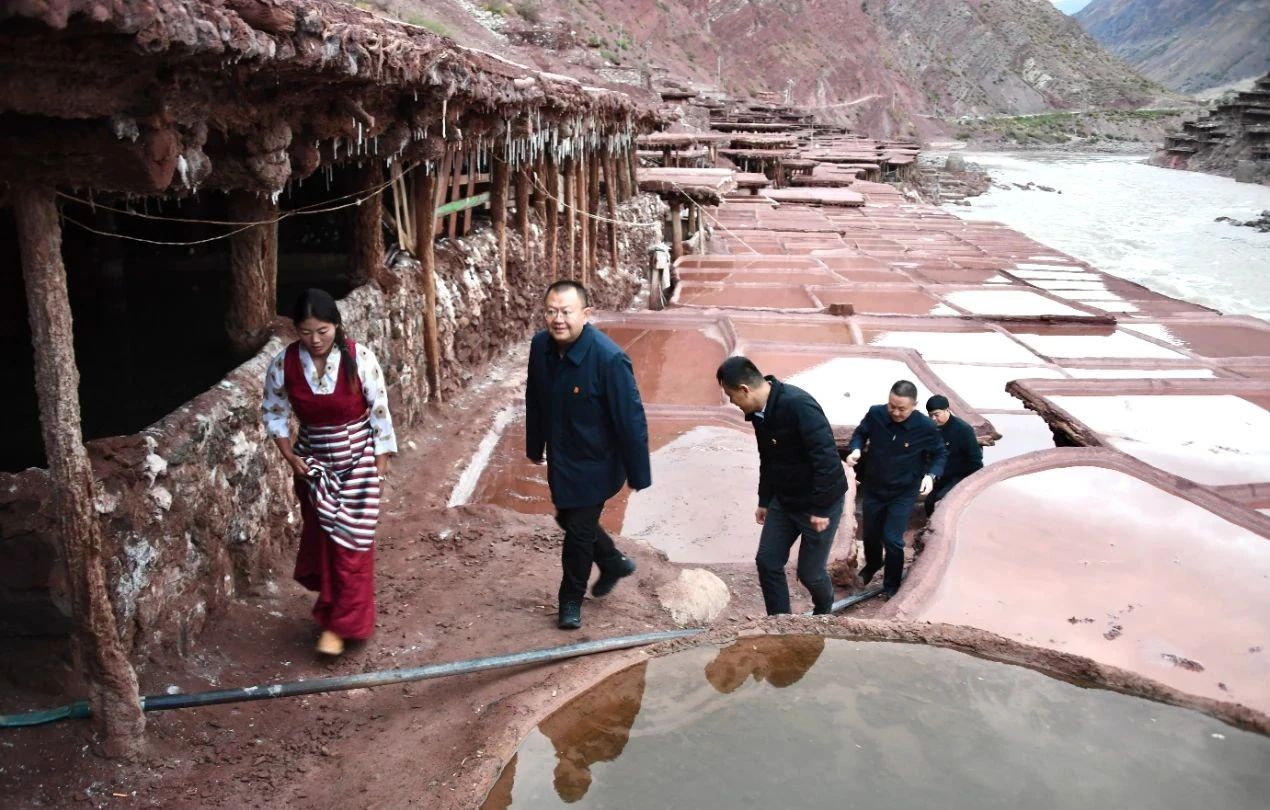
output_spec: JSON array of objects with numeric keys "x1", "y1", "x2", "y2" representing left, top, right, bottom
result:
[{"x1": 558, "y1": 323, "x2": 597, "y2": 366}]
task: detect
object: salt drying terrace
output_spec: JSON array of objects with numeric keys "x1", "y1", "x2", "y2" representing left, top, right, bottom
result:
[{"x1": 463, "y1": 167, "x2": 1270, "y2": 715}]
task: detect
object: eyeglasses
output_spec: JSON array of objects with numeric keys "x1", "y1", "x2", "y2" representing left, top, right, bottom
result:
[{"x1": 544, "y1": 308, "x2": 578, "y2": 320}]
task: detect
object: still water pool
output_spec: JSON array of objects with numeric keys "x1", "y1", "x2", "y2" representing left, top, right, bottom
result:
[{"x1": 483, "y1": 637, "x2": 1269, "y2": 809}]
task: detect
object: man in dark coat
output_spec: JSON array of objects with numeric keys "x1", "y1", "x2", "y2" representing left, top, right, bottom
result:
[
  {"x1": 526, "y1": 280, "x2": 652, "y2": 629},
  {"x1": 923, "y1": 395, "x2": 984, "y2": 517},
  {"x1": 846, "y1": 380, "x2": 947, "y2": 598},
  {"x1": 718, "y1": 356, "x2": 848, "y2": 615}
]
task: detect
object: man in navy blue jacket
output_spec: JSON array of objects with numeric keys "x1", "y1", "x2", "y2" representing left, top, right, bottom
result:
[
  {"x1": 847, "y1": 380, "x2": 947, "y2": 598},
  {"x1": 718, "y1": 356, "x2": 848, "y2": 615},
  {"x1": 526, "y1": 281, "x2": 652, "y2": 629}
]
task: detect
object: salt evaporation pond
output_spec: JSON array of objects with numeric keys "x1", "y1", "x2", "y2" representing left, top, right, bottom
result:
[
  {"x1": 949, "y1": 152, "x2": 1270, "y2": 320},
  {"x1": 482, "y1": 637, "x2": 1270, "y2": 809}
]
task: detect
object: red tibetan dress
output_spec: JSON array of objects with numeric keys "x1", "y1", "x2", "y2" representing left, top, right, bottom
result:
[{"x1": 283, "y1": 342, "x2": 381, "y2": 640}]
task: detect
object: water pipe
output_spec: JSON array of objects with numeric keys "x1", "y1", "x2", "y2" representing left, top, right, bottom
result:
[
  {"x1": 830, "y1": 586, "x2": 885, "y2": 613},
  {"x1": 0, "y1": 628, "x2": 703, "y2": 729},
  {"x1": 801, "y1": 585, "x2": 885, "y2": 617}
]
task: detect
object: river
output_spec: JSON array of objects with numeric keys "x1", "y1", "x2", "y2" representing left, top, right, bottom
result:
[{"x1": 944, "y1": 152, "x2": 1270, "y2": 321}]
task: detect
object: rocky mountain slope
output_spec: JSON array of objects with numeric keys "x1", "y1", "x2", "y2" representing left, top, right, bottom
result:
[
  {"x1": 1076, "y1": 0, "x2": 1270, "y2": 93},
  {"x1": 350, "y1": 0, "x2": 1171, "y2": 135}
]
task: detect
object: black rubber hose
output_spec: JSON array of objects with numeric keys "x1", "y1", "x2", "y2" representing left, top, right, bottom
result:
[
  {"x1": 0, "y1": 628, "x2": 703, "y2": 728},
  {"x1": 801, "y1": 585, "x2": 885, "y2": 617},
  {"x1": 829, "y1": 585, "x2": 885, "y2": 613}
]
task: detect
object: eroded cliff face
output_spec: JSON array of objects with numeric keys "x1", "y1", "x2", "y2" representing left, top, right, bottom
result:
[
  {"x1": 371, "y1": 0, "x2": 1169, "y2": 135},
  {"x1": 877, "y1": 0, "x2": 1163, "y2": 114},
  {"x1": 1077, "y1": 0, "x2": 1270, "y2": 93}
]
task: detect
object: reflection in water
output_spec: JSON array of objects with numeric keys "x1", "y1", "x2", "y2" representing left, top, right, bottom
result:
[
  {"x1": 541, "y1": 662, "x2": 647, "y2": 803},
  {"x1": 704, "y1": 635, "x2": 825, "y2": 693},
  {"x1": 481, "y1": 753, "x2": 517, "y2": 810},
  {"x1": 483, "y1": 637, "x2": 1270, "y2": 809}
]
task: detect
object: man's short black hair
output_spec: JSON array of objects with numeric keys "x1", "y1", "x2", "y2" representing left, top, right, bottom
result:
[
  {"x1": 717, "y1": 356, "x2": 765, "y2": 388},
  {"x1": 545, "y1": 279, "x2": 589, "y2": 307},
  {"x1": 890, "y1": 379, "x2": 918, "y2": 400}
]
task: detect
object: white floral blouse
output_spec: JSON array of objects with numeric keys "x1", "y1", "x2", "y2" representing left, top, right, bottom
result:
[{"x1": 262, "y1": 343, "x2": 398, "y2": 455}]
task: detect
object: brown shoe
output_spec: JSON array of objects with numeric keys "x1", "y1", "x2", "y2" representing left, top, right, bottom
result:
[{"x1": 316, "y1": 630, "x2": 344, "y2": 656}]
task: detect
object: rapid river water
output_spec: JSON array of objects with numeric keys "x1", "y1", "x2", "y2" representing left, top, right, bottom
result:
[{"x1": 946, "y1": 152, "x2": 1270, "y2": 320}]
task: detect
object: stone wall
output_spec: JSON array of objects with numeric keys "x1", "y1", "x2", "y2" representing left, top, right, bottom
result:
[{"x1": 0, "y1": 194, "x2": 665, "y2": 653}]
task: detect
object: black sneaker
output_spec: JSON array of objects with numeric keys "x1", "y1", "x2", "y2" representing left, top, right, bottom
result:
[
  {"x1": 859, "y1": 563, "x2": 881, "y2": 586},
  {"x1": 558, "y1": 601, "x2": 583, "y2": 629},
  {"x1": 879, "y1": 588, "x2": 899, "y2": 601},
  {"x1": 591, "y1": 556, "x2": 637, "y2": 597}
]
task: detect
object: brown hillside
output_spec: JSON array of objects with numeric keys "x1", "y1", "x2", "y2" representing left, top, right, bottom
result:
[
  {"x1": 1077, "y1": 0, "x2": 1270, "y2": 93},
  {"x1": 352, "y1": 0, "x2": 1170, "y2": 136}
]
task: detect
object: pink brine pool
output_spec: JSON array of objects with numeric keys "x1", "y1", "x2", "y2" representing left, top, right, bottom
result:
[{"x1": 915, "y1": 465, "x2": 1270, "y2": 711}]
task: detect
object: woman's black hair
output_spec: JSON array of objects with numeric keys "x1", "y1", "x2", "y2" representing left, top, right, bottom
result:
[{"x1": 292, "y1": 288, "x2": 358, "y2": 386}]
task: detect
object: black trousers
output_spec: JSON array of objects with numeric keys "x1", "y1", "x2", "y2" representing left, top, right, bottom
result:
[
  {"x1": 556, "y1": 503, "x2": 625, "y2": 605},
  {"x1": 755, "y1": 495, "x2": 844, "y2": 615},
  {"x1": 862, "y1": 489, "x2": 919, "y2": 593}
]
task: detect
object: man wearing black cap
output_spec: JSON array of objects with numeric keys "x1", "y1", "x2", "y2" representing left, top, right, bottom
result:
[
  {"x1": 717, "y1": 356, "x2": 848, "y2": 615},
  {"x1": 924, "y1": 395, "x2": 984, "y2": 518},
  {"x1": 846, "y1": 380, "x2": 947, "y2": 597}
]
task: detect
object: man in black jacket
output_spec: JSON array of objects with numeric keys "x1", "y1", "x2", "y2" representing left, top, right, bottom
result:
[
  {"x1": 846, "y1": 380, "x2": 947, "y2": 598},
  {"x1": 923, "y1": 395, "x2": 984, "y2": 517},
  {"x1": 717, "y1": 356, "x2": 848, "y2": 615},
  {"x1": 526, "y1": 280, "x2": 652, "y2": 630}
]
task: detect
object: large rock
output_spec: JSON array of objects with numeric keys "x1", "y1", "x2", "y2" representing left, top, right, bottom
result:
[{"x1": 656, "y1": 569, "x2": 729, "y2": 627}]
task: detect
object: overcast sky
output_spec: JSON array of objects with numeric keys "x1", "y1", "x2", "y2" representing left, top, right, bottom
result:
[{"x1": 1051, "y1": 0, "x2": 1093, "y2": 13}]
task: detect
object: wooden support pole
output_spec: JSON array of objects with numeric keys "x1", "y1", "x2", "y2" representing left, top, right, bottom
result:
[
  {"x1": 604, "y1": 155, "x2": 620, "y2": 271},
  {"x1": 670, "y1": 201, "x2": 683, "y2": 262},
  {"x1": 587, "y1": 152, "x2": 600, "y2": 278},
  {"x1": 491, "y1": 155, "x2": 509, "y2": 284},
  {"x1": 611, "y1": 148, "x2": 625, "y2": 202},
  {"x1": 13, "y1": 186, "x2": 145, "y2": 757},
  {"x1": 577, "y1": 152, "x2": 589, "y2": 286},
  {"x1": 545, "y1": 154, "x2": 559, "y2": 278},
  {"x1": 627, "y1": 148, "x2": 639, "y2": 199},
  {"x1": 434, "y1": 150, "x2": 453, "y2": 218},
  {"x1": 687, "y1": 204, "x2": 699, "y2": 254},
  {"x1": 415, "y1": 168, "x2": 443, "y2": 402},
  {"x1": 227, "y1": 190, "x2": 278, "y2": 356},
  {"x1": 533, "y1": 155, "x2": 548, "y2": 225},
  {"x1": 447, "y1": 149, "x2": 463, "y2": 240},
  {"x1": 624, "y1": 146, "x2": 637, "y2": 201},
  {"x1": 351, "y1": 160, "x2": 385, "y2": 287},
  {"x1": 515, "y1": 165, "x2": 531, "y2": 251},
  {"x1": 616, "y1": 146, "x2": 628, "y2": 201},
  {"x1": 564, "y1": 157, "x2": 576, "y2": 279},
  {"x1": 462, "y1": 147, "x2": 477, "y2": 237}
]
